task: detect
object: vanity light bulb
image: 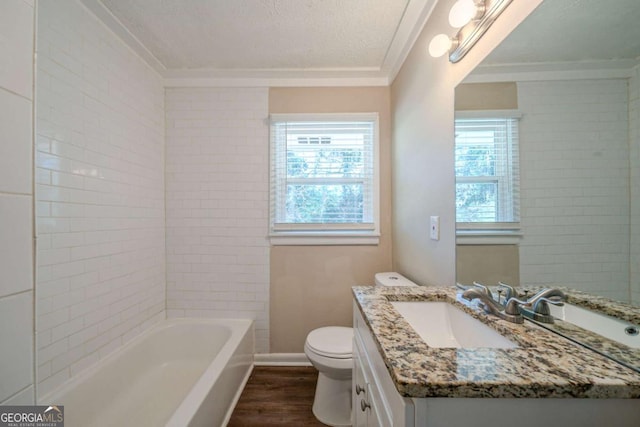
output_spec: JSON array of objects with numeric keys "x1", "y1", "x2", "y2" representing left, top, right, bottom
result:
[
  {"x1": 428, "y1": 34, "x2": 453, "y2": 58},
  {"x1": 449, "y1": 0, "x2": 477, "y2": 28}
]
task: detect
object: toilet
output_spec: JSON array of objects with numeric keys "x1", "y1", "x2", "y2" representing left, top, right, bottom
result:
[{"x1": 304, "y1": 272, "x2": 418, "y2": 426}]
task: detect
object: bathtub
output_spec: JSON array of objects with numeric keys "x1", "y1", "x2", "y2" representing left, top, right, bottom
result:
[{"x1": 41, "y1": 318, "x2": 254, "y2": 427}]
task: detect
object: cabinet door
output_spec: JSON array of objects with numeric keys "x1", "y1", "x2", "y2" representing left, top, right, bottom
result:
[
  {"x1": 353, "y1": 345, "x2": 369, "y2": 427},
  {"x1": 365, "y1": 383, "x2": 381, "y2": 427}
]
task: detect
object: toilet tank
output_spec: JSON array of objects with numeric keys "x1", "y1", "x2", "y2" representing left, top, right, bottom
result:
[{"x1": 374, "y1": 272, "x2": 418, "y2": 287}]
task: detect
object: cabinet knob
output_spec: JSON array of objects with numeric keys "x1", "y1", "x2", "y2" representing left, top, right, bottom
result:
[
  {"x1": 360, "y1": 399, "x2": 371, "y2": 412},
  {"x1": 355, "y1": 384, "x2": 365, "y2": 395}
]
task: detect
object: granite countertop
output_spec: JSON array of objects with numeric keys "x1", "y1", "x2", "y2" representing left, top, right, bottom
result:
[
  {"x1": 352, "y1": 285, "x2": 640, "y2": 399},
  {"x1": 529, "y1": 287, "x2": 640, "y2": 374}
]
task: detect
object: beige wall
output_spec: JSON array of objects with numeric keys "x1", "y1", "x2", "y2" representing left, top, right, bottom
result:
[
  {"x1": 390, "y1": 0, "x2": 542, "y2": 287},
  {"x1": 269, "y1": 87, "x2": 393, "y2": 352},
  {"x1": 455, "y1": 82, "x2": 518, "y2": 111},
  {"x1": 456, "y1": 245, "x2": 519, "y2": 286}
]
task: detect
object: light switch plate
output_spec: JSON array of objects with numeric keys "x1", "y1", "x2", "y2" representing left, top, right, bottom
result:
[{"x1": 430, "y1": 216, "x2": 440, "y2": 240}]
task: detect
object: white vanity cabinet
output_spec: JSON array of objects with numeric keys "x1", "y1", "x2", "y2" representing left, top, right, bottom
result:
[
  {"x1": 352, "y1": 300, "x2": 640, "y2": 427},
  {"x1": 352, "y1": 342, "x2": 379, "y2": 426},
  {"x1": 353, "y1": 302, "x2": 414, "y2": 427}
]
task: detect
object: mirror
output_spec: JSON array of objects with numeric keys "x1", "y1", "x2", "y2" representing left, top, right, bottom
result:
[{"x1": 455, "y1": 0, "x2": 640, "y2": 307}]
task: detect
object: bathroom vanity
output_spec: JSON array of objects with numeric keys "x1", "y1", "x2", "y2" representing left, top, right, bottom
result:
[{"x1": 352, "y1": 286, "x2": 640, "y2": 427}]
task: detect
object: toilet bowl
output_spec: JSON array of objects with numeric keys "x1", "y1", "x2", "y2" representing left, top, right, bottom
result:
[{"x1": 304, "y1": 272, "x2": 417, "y2": 426}]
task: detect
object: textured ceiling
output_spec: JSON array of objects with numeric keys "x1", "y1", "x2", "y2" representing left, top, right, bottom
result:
[
  {"x1": 483, "y1": 0, "x2": 640, "y2": 65},
  {"x1": 98, "y1": 0, "x2": 413, "y2": 72}
]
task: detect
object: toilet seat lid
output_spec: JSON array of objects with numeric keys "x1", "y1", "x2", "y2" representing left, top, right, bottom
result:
[{"x1": 306, "y1": 327, "x2": 353, "y2": 359}]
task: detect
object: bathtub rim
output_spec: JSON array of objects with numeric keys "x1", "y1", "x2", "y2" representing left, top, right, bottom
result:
[
  {"x1": 39, "y1": 317, "x2": 255, "y2": 426},
  {"x1": 167, "y1": 317, "x2": 254, "y2": 427}
]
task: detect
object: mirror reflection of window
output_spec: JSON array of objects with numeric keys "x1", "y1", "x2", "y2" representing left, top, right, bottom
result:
[{"x1": 455, "y1": 114, "x2": 520, "y2": 229}]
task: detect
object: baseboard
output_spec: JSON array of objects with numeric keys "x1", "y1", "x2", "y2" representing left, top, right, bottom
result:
[{"x1": 254, "y1": 353, "x2": 311, "y2": 366}]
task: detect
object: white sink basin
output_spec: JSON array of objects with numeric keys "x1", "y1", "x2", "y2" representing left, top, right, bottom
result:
[
  {"x1": 391, "y1": 301, "x2": 517, "y2": 349},
  {"x1": 547, "y1": 303, "x2": 640, "y2": 349}
]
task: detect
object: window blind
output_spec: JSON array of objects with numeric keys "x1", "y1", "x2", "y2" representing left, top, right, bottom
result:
[
  {"x1": 455, "y1": 117, "x2": 520, "y2": 223},
  {"x1": 270, "y1": 115, "x2": 377, "y2": 231}
]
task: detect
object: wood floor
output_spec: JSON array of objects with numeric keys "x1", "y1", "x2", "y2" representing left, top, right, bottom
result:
[{"x1": 227, "y1": 366, "x2": 327, "y2": 426}]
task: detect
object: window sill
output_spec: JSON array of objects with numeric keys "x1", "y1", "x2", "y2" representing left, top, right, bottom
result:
[
  {"x1": 456, "y1": 229, "x2": 522, "y2": 245},
  {"x1": 269, "y1": 231, "x2": 380, "y2": 246}
]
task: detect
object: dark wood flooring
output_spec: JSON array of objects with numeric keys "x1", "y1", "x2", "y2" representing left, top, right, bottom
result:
[{"x1": 227, "y1": 366, "x2": 327, "y2": 426}]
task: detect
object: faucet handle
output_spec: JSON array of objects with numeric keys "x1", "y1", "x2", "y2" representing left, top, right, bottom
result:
[
  {"x1": 472, "y1": 281, "x2": 493, "y2": 300},
  {"x1": 504, "y1": 297, "x2": 529, "y2": 316},
  {"x1": 533, "y1": 297, "x2": 564, "y2": 315},
  {"x1": 527, "y1": 288, "x2": 567, "y2": 305},
  {"x1": 498, "y1": 282, "x2": 517, "y2": 300}
]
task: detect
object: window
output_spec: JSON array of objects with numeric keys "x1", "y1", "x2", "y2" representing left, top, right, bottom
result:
[
  {"x1": 270, "y1": 113, "x2": 379, "y2": 245},
  {"x1": 455, "y1": 112, "x2": 520, "y2": 240}
]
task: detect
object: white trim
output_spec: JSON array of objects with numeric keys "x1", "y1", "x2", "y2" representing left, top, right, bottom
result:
[
  {"x1": 455, "y1": 110, "x2": 522, "y2": 119},
  {"x1": 270, "y1": 112, "x2": 380, "y2": 122},
  {"x1": 254, "y1": 353, "x2": 312, "y2": 367},
  {"x1": 384, "y1": 0, "x2": 438, "y2": 84},
  {"x1": 78, "y1": 0, "x2": 166, "y2": 75},
  {"x1": 464, "y1": 60, "x2": 639, "y2": 83},
  {"x1": 163, "y1": 76, "x2": 390, "y2": 88},
  {"x1": 456, "y1": 229, "x2": 522, "y2": 245},
  {"x1": 273, "y1": 223, "x2": 375, "y2": 232},
  {"x1": 269, "y1": 233, "x2": 380, "y2": 246}
]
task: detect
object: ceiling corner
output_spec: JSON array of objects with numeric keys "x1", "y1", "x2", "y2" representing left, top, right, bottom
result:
[
  {"x1": 78, "y1": 0, "x2": 166, "y2": 76},
  {"x1": 382, "y1": 0, "x2": 438, "y2": 84}
]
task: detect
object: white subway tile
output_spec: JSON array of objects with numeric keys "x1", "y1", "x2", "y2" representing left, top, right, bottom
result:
[
  {"x1": 165, "y1": 88, "x2": 270, "y2": 352},
  {"x1": 518, "y1": 80, "x2": 630, "y2": 297},
  {"x1": 0, "y1": 195, "x2": 33, "y2": 296},
  {"x1": 0, "y1": 0, "x2": 33, "y2": 99},
  {"x1": 35, "y1": 0, "x2": 165, "y2": 396},
  {"x1": 0, "y1": 89, "x2": 32, "y2": 194},
  {"x1": 0, "y1": 292, "x2": 33, "y2": 402},
  {"x1": 1, "y1": 385, "x2": 34, "y2": 405}
]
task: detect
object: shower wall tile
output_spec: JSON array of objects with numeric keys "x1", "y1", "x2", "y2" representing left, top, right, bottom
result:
[
  {"x1": 0, "y1": 0, "x2": 35, "y2": 406},
  {"x1": 35, "y1": 0, "x2": 165, "y2": 398},
  {"x1": 518, "y1": 79, "x2": 630, "y2": 301},
  {"x1": 165, "y1": 87, "x2": 270, "y2": 353},
  {"x1": 630, "y1": 65, "x2": 640, "y2": 306}
]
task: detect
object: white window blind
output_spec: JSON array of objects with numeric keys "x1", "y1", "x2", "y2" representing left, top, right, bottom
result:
[
  {"x1": 455, "y1": 115, "x2": 520, "y2": 225},
  {"x1": 270, "y1": 113, "x2": 379, "y2": 243}
]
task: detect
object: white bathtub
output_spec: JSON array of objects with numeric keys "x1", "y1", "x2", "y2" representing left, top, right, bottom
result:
[{"x1": 41, "y1": 318, "x2": 254, "y2": 427}]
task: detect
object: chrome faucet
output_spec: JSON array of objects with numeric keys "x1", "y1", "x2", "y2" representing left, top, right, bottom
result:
[
  {"x1": 526, "y1": 288, "x2": 566, "y2": 305},
  {"x1": 515, "y1": 288, "x2": 567, "y2": 323},
  {"x1": 461, "y1": 288, "x2": 524, "y2": 324},
  {"x1": 497, "y1": 282, "x2": 518, "y2": 302},
  {"x1": 472, "y1": 281, "x2": 494, "y2": 299}
]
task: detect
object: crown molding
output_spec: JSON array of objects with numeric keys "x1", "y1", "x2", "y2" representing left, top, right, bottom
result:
[
  {"x1": 464, "y1": 59, "x2": 640, "y2": 83},
  {"x1": 382, "y1": 0, "x2": 438, "y2": 84},
  {"x1": 163, "y1": 67, "x2": 389, "y2": 88},
  {"x1": 80, "y1": 0, "x2": 435, "y2": 88},
  {"x1": 79, "y1": 0, "x2": 166, "y2": 75}
]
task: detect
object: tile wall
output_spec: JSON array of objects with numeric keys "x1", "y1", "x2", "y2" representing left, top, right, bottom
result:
[
  {"x1": 35, "y1": 0, "x2": 166, "y2": 397},
  {"x1": 630, "y1": 65, "x2": 640, "y2": 306},
  {"x1": 165, "y1": 88, "x2": 270, "y2": 352},
  {"x1": 0, "y1": 0, "x2": 35, "y2": 405},
  {"x1": 518, "y1": 79, "x2": 630, "y2": 301}
]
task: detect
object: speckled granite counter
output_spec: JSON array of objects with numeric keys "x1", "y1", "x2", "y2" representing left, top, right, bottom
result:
[
  {"x1": 528, "y1": 287, "x2": 640, "y2": 374},
  {"x1": 352, "y1": 285, "x2": 640, "y2": 399}
]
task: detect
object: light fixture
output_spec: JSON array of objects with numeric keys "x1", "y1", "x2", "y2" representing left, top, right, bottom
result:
[
  {"x1": 429, "y1": 0, "x2": 513, "y2": 63},
  {"x1": 428, "y1": 34, "x2": 458, "y2": 58},
  {"x1": 448, "y1": 0, "x2": 485, "y2": 28}
]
